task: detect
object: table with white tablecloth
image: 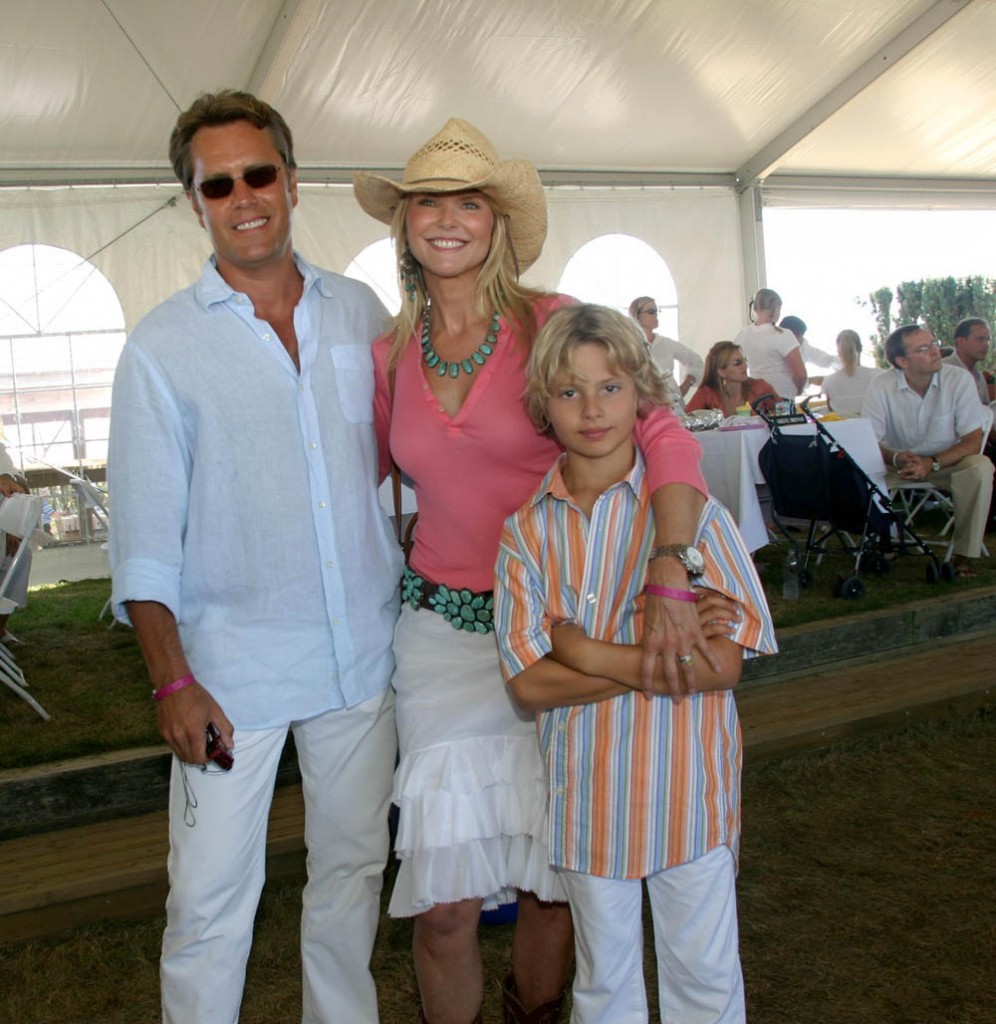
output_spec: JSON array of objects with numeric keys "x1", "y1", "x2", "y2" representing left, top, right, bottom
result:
[{"x1": 697, "y1": 418, "x2": 887, "y2": 552}]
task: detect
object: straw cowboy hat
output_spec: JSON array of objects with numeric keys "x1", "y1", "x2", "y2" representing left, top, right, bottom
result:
[{"x1": 353, "y1": 118, "x2": 548, "y2": 272}]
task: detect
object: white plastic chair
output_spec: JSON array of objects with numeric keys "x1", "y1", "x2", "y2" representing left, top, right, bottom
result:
[
  {"x1": 0, "y1": 493, "x2": 50, "y2": 720},
  {"x1": 890, "y1": 406, "x2": 993, "y2": 561}
]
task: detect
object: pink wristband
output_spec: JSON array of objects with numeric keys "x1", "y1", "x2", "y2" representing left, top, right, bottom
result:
[
  {"x1": 153, "y1": 673, "x2": 196, "y2": 702},
  {"x1": 644, "y1": 584, "x2": 697, "y2": 603}
]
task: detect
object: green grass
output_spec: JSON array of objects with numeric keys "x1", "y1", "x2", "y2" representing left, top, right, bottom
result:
[
  {"x1": 3, "y1": 527, "x2": 995, "y2": 772},
  {"x1": 0, "y1": 580, "x2": 155, "y2": 769}
]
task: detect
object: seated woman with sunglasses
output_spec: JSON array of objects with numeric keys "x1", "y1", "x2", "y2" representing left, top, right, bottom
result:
[{"x1": 685, "y1": 341, "x2": 776, "y2": 417}]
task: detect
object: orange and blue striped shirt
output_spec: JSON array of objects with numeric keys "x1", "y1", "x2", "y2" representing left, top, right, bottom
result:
[{"x1": 495, "y1": 453, "x2": 777, "y2": 878}]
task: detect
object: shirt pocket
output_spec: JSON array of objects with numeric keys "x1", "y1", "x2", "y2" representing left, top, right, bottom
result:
[{"x1": 330, "y1": 344, "x2": 374, "y2": 424}]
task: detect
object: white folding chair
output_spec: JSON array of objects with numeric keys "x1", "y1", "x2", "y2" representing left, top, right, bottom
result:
[
  {"x1": 0, "y1": 493, "x2": 50, "y2": 720},
  {"x1": 890, "y1": 406, "x2": 993, "y2": 561}
]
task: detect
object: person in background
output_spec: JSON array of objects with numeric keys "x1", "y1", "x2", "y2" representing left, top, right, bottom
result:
[
  {"x1": 495, "y1": 303, "x2": 776, "y2": 1024},
  {"x1": 630, "y1": 296, "x2": 704, "y2": 401},
  {"x1": 354, "y1": 118, "x2": 710, "y2": 1024},
  {"x1": 942, "y1": 318, "x2": 993, "y2": 406},
  {"x1": 779, "y1": 314, "x2": 838, "y2": 385},
  {"x1": 862, "y1": 324, "x2": 993, "y2": 580},
  {"x1": 0, "y1": 444, "x2": 32, "y2": 639},
  {"x1": 685, "y1": 341, "x2": 776, "y2": 417},
  {"x1": 822, "y1": 330, "x2": 882, "y2": 416},
  {"x1": 733, "y1": 288, "x2": 806, "y2": 401},
  {"x1": 942, "y1": 317, "x2": 996, "y2": 528}
]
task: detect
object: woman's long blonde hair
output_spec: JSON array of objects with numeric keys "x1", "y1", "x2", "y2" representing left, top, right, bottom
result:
[
  {"x1": 384, "y1": 195, "x2": 549, "y2": 372},
  {"x1": 836, "y1": 329, "x2": 862, "y2": 376}
]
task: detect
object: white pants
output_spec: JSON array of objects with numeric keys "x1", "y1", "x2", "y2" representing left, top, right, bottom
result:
[
  {"x1": 161, "y1": 688, "x2": 397, "y2": 1024},
  {"x1": 888, "y1": 452, "x2": 994, "y2": 558},
  {"x1": 561, "y1": 845, "x2": 745, "y2": 1024}
]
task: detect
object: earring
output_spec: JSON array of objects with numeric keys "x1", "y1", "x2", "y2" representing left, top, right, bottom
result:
[{"x1": 400, "y1": 246, "x2": 420, "y2": 302}]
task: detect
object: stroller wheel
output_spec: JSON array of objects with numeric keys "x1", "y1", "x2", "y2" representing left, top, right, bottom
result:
[
  {"x1": 841, "y1": 576, "x2": 864, "y2": 600},
  {"x1": 940, "y1": 561, "x2": 957, "y2": 583},
  {"x1": 925, "y1": 561, "x2": 940, "y2": 585},
  {"x1": 797, "y1": 567, "x2": 815, "y2": 589}
]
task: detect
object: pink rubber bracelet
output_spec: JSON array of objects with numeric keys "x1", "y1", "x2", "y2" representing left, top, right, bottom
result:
[
  {"x1": 644, "y1": 584, "x2": 697, "y2": 603},
  {"x1": 153, "y1": 673, "x2": 196, "y2": 702}
]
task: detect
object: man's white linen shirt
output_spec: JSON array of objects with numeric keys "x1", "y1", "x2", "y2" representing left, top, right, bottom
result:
[
  {"x1": 109, "y1": 254, "x2": 403, "y2": 728},
  {"x1": 861, "y1": 363, "x2": 989, "y2": 456}
]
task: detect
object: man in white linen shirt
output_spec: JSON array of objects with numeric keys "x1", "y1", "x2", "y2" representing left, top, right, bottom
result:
[
  {"x1": 862, "y1": 323, "x2": 993, "y2": 578},
  {"x1": 108, "y1": 90, "x2": 401, "y2": 1023}
]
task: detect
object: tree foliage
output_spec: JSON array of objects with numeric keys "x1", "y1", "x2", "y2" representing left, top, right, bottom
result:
[{"x1": 864, "y1": 276, "x2": 996, "y2": 367}]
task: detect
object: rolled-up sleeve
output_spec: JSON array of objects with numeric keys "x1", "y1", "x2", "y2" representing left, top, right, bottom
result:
[{"x1": 107, "y1": 343, "x2": 190, "y2": 623}]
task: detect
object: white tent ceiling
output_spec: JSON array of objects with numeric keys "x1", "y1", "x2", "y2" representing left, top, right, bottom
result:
[
  {"x1": 1, "y1": 0, "x2": 994, "y2": 344},
  {"x1": 3, "y1": 0, "x2": 994, "y2": 186}
]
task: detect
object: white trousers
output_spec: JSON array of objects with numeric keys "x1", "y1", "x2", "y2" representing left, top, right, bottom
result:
[
  {"x1": 561, "y1": 845, "x2": 745, "y2": 1024},
  {"x1": 161, "y1": 687, "x2": 397, "y2": 1024},
  {"x1": 888, "y1": 452, "x2": 994, "y2": 558}
]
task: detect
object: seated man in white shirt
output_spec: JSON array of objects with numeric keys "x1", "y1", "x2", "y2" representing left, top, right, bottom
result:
[{"x1": 862, "y1": 323, "x2": 993, "y2": 578}]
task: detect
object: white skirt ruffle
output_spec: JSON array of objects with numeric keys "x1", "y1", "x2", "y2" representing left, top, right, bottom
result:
[{"x1": 388, "y1": 604, "x2": 565, "y2": 918}]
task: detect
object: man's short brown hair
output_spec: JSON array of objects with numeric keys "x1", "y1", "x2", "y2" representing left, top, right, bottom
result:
[{"x1": 169, "y1": 90, "x2": 297, "y2": 191}]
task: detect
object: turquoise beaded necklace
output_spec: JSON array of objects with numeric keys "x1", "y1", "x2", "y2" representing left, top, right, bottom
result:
[{"x1": 420, "y1": 308, "x2": 501, "y2": 378}]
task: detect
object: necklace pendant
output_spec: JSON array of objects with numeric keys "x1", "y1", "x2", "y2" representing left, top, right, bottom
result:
[{"x1": 436, "y1": 361, "x2": 449, "y2": 377}]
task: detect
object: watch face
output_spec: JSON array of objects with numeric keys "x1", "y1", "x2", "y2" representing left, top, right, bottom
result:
[{"x1": 684, "y1": 547, "x2": 705, "y2": 573}]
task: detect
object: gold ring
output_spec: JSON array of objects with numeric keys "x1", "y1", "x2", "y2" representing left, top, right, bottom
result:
[{"x1": 677, "y1": 654, "x2": 694, "y2": 665}]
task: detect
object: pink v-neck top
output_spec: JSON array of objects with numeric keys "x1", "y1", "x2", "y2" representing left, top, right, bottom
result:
[{"x1": 373, "y1": 294, "x2": 706, "y2": 592}]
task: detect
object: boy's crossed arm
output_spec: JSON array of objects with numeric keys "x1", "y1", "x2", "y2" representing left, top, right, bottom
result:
[{"x1": 507, "y1": 589, "x2": 743, "y2": 713}]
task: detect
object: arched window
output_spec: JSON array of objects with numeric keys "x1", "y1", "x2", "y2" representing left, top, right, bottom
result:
[
  {"x1": 558, "y1": 234, "x2": 679, "y2": 337},
  {"x1": 0, "y1": 243, "x2": 125, "y2": 469},
  {"x1": 345, "y1": 238, "x2": 400, "y2": 315}
]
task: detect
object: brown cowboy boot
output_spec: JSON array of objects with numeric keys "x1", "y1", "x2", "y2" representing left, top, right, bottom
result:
[{"x1": 501, "y1": 972, "x2": 565, "y2": 1024}]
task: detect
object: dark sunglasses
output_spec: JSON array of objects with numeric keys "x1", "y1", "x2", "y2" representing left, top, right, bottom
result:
[{"x1": 196, "y1": 163, "x2": 281, "y2": 200}]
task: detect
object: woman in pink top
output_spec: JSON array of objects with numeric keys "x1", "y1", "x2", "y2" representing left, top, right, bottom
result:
[{"x1": 354, "y1": 119, "x2": 709, "y2": 1024}]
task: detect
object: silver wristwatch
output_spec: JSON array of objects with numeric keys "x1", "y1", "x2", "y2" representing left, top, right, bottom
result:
[{"x1": 648, "y1": 544, "x2": 705, "y2": 576}]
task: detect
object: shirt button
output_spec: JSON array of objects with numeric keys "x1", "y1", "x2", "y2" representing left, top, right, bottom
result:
[
  {"x1": 586, "y1": 593, "x2": 596, "y2": 604},
  {"x1": 262, "y1": 333, "x2": 271, "y2": 341},
  {"x1": 331, "y1": 618, "x2": 340, "y2": 626},
  {"x1": 318, "y1": 501, "x2": 327, "y2": 509},
  {"x1": 309, "y1": 442, "x2": 317, "y2": 450},
  {"x1": 326, "y1": 561, "x2": 334, "y2": 569}
]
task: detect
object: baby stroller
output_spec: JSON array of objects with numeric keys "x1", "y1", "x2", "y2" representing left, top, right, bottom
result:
[{"x1": 753, "y1": 397, "x2": 950, "y2": 598}]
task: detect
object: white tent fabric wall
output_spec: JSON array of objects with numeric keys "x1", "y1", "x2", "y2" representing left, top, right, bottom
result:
[{"x1": 0, "y1": 184, "x2": 742, "y2": 354}]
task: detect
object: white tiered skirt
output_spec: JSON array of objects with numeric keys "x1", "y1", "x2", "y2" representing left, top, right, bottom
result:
[{"x1": 387, "y1": 604, "x2": 565, "y2": 918}]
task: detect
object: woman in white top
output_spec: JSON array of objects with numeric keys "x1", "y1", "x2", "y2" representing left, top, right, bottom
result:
[
  {"x1": 732, "y1": 288, "x2": 807, "y2": 400},
  {"x1": 823, "y1": 330, "x2": 882, "y2": 416},
  {"x1": 629, "y1": 296, "x2": 703, "y2": 399}
]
